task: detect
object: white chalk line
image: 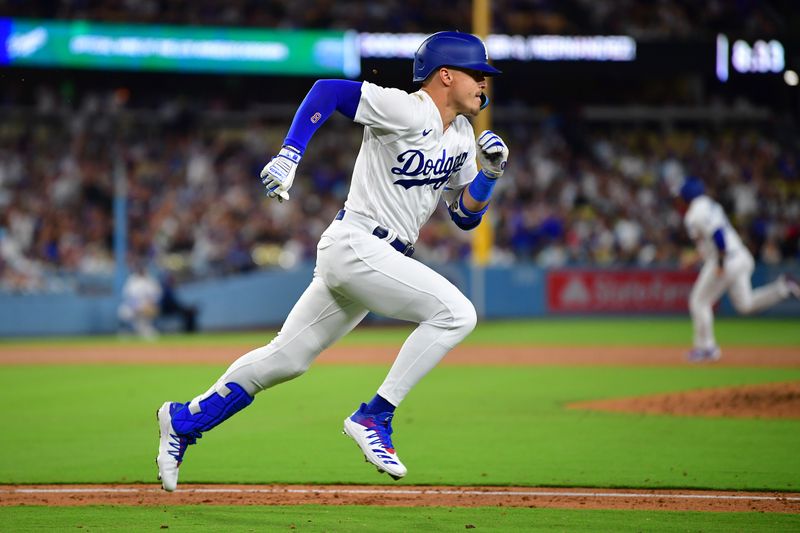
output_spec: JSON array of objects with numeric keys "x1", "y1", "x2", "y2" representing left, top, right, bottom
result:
[{"x1": 2, "y1": 487, "x2": 799, "y2": 502}]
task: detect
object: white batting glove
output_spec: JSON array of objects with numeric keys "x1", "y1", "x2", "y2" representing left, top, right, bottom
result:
[
  {"x1": 476, "y1": 130, "x2": 509, "y2": 179},
  {"x1": 260, "y1": 145, "x2": 302, "y2": 202}
]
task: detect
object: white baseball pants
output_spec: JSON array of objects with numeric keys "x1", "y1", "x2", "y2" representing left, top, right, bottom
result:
[
  {"x1": 689, "y1": 251, "x2": 789, "y2": 350},
  {"x1": 206, "y1": 211, "x2": 477, "y2": 406}
]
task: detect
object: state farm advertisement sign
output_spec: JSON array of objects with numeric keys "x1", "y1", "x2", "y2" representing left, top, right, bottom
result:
[{"x1": 547, "y1": 270, "x2": 697, "y2": 313}]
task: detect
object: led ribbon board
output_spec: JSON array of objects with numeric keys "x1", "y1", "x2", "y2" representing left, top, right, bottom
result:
[
  {"x1": 359, "y1": 33, "x2": 636, "y2": 62},
  {"x1": 0, "y1": 18, "x2": 361, "y2": 77}
]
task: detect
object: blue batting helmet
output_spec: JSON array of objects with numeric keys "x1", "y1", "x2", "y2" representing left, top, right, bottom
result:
[
  {"x1": 413, "y1": 31, "x2": 501, "y2": 83},
  {"x1": 679, "y1": 176, "x2": 705, "y2": 203}
]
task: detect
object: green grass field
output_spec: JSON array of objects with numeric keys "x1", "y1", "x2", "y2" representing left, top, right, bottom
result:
[
  {"x1": 3, "y1": 506, "x2": 799, "y2": 532},
  {"x1": 1, "y1": 318, "x2": 798, "y2": 531},
  {"x1": 3, "y1": 316, "x2": 799, "y2": 347}
]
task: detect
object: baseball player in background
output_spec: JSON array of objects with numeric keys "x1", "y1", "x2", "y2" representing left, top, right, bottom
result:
[
  {"x1": 679, "y1": 177, "x2": 800, "y2": 362},
  {"x1": 155, "y1": 31, "x2": 509, "y2": 491},
  {"x1": 118, "y1": 263, "x2": 162, "y2": 339}
]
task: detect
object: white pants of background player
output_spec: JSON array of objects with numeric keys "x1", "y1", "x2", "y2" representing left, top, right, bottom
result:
[
  {"x1": 196, "y1": 211, "x2": 477, "y2": 406},
  {"x1": 689, "y1": 250, "x2": 789, "y2": 350}
]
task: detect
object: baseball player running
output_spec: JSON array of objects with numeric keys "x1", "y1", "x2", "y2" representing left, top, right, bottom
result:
[
  {"x1": 155, "y1": 31, "x2": 509, "y2": 491},
  {"x1": 679, "y1": 177, "x2": 800, "y2": 362}
]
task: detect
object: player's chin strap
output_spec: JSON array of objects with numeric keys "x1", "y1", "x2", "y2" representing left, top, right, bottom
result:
[{"x1": 480, "y1": 93, "x2": 490, "y2": 110}]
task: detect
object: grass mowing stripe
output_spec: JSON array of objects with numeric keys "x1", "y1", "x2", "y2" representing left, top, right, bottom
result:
[
  {"x1": 1, "y1": 317, "x2": 798, "y2": 346},
  {"x1": 0, "y1": 506, "x2": 798, "y2": 532}
]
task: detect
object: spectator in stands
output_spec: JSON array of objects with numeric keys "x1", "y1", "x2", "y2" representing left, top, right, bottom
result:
[
  {"x1": 1, "y1": 92, "x2": 798, "y2": 290},
  {"x1": 4, "y1": 0, "x2": 791, "y2": 38}
]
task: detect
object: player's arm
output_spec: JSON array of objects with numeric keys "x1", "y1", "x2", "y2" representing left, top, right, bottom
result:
[
  {"x1": 260, "y1": 80, "x2": 362, "y2": 201},
  {"x1": 448, "y1": 130, "x2": 509, "y2": 231},
  {"x1": 712, "y1": 228, "x2": 726, "y2": 271}
]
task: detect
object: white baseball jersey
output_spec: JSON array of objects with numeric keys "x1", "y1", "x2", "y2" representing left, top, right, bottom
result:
[
  {"x1": 346, "y1": 81, "x2": 478, "y2": 243},
  {"x1": 684, "y1": 195, "x2": 746, "y2": 262},
  {"x1": 121, "y1": 273, "x2": 162, "y2": 313}
]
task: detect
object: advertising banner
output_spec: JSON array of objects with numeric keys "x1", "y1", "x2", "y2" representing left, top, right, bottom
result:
[{"x1": 547, "y1": 270, "x2": 697, "y2": 313}]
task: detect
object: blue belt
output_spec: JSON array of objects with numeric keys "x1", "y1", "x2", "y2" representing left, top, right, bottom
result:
[{"x1": 335, "y1": 209, "x2": 415, "y2": 257}]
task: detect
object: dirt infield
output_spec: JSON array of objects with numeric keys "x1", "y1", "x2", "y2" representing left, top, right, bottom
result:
[
  {"x1": 2, "y1": 343, "x2": 800, "y2": 367},
  {"x1": 2, "y1": 484, "x2": 799, "y2": 512},
  {"x1": 2, "y1": 342, "x2": 799, "y2": 511},
  {"x1": 570, "y1": 380, "x2": 800, "y2": 419}
]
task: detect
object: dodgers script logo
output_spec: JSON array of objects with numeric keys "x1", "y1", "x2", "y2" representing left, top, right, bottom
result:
[{"x1": 391, "y1": 149, "x2": 469, "y2": 190}]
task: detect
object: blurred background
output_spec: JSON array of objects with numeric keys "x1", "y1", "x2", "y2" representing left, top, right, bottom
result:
[{"x1": 0, "y1": 0, "x2": 798, "y2": 336}]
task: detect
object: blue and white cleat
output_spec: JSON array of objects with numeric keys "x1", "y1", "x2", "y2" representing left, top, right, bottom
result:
[
  {"x1": 687, "y1": 346, "x2": 721, "y2": 363},
  {"x1": 156, "y1": 401, "x2": 199, "y2": 492},
  {"x1": 343, "y1": 403, "x2": 407, "y2": 480}
]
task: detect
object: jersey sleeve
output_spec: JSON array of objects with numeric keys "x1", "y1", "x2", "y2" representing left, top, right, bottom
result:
[
  {"x1": 354, "y1": 81, "x2": 427, "y2": 143},
  {"x1": 684, "y1": 198, "x2": 712, "y2": 240}
]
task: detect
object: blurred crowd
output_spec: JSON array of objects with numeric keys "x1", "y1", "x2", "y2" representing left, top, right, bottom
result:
[
  {"x1": 0, "y1": 0, "x2": 793, "y2": 38},
  {"x1": 1, "y1": 88, "x2": 798, "y2": 293}
]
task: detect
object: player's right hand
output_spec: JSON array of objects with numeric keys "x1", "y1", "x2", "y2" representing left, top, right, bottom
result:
[
  {"x1": 260, "y1": 145, "x2": 302, "y2": 202},
  {"x1": 477, "y1": 130, "x2": 509, "y2": 179}
]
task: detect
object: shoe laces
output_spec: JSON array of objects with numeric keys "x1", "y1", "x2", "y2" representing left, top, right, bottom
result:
[
  {"x1": 167, "y1": 430, "x2": 202, "y2": 464},
  {"x1": 364, "y1": 412, "x2": 395, "y2": 453}
]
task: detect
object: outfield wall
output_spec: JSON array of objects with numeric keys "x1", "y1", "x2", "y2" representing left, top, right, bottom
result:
[{"x1": 0, "y1": 263, "x2": 797, "y2": 336}]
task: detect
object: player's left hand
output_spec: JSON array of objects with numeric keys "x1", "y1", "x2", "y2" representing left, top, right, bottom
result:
[
  {"x1": 477, "y1": 130, "x2": 509, "y2": 179},
  {"x1": 260, "y1": 145, "x2": 302, "y2": 202}
]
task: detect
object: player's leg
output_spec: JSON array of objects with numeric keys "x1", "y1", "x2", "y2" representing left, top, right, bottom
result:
[
  {"x1": 726, "y1": 254, "x2": 790, "y2": 313},
  {"x1": 213, "y1": 278, "x2": 368, "y2": 393},
  {"x1": 319, "y1": 226, "x2": 476, "y2": 478},
  {"x1": 156, "y1": 275, "x2": 368, "y2": 491},
  {"x1": 321, "y1": 230, "x2": 476, "y2": 406},
  {"x1": 339, "y1": 253, "x2": 476, "y2": 478},
  {"x1": 688, "y1": 261, "x2": 728, "y2": 361},
  {"x1": 134, "y1": 315, "x2": 159, "y2": 340}
]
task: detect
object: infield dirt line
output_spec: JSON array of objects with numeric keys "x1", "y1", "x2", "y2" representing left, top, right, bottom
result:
[
  {"x1": 1, "y1": 344, "x2": 799, "y2": 366},
  {"x1": 5, "y1": 486, "x2": 800, "y2": 501},
  {"x1": 2, "y1": 484, "x2": 799, "y2": 512}
]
